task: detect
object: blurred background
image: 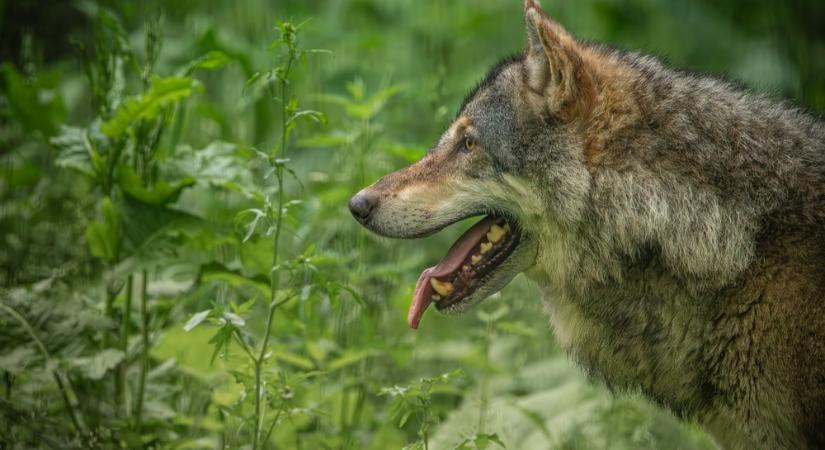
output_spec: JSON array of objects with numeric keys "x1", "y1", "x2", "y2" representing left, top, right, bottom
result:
[{"x1": 1, "y1": 0, "x2": 823, "y2": 448}]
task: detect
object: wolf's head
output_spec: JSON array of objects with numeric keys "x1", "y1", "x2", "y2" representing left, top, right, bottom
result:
[{"x1": 349, "y1": 0, "x2": 603, "y2": 328}]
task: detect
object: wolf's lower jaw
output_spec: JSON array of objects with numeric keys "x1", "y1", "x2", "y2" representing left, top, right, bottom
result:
[
  {"x1": 432, "y1": 219, "x2": 519, "y2": 307},
  {"x1": 408, "y1": 214, "x2": 538, "y2": 328}
]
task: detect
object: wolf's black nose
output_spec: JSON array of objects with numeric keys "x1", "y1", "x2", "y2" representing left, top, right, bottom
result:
[{"x1": 349, "y1": 191, "x2": 376, "y2": 222}]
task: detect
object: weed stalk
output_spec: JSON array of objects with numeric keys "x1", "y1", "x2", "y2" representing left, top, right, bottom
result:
[
  {"x1": 252, "y1": 23, "x2": 297, "y2": 450},
  {"x1": 119, "y1": 275, "x2": 133, "y2": 416},
  {"x1": 135, "y1": 271, "x2": 149, "y2": 424}
]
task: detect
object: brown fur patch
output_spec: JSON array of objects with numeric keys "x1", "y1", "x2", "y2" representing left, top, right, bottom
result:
[{"x1": 578, "y1": 47, "x2": 644, "y2": 172}]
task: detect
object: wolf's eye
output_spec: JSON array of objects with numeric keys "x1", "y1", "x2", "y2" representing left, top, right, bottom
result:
[{"x1": 460, "y1": 136, "x2": 476, "y2": 153}]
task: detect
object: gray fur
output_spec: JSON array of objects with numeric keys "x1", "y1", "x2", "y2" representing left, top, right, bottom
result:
[{"x1": 352, "y1": 2, "x2": 825, "y2": 448}]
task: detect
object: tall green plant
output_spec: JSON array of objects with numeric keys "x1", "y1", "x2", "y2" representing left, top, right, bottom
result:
[
  {"x1": 184, "y1": 19, "x2": 327, "y2": 449},
  {"x1": 46, "y1": 9, "x2": 228, "y2": 446}
]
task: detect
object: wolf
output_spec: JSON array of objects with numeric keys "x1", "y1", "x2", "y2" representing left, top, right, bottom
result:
[{"x1": 348, "y1": 1, "x2": 825, "y2": 448}]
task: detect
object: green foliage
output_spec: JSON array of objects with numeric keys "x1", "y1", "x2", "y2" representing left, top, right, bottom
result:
[
  {"x1": 2, "y1": 63, "x2": 65, "y2": 137},
  {"x1": 85, "y1": 197, "x2": 120, "y2": 263},
  {"x1": 454, "y1": 433, "x2": 506, "y2": 450},
  {"x1": 101, "y1": 75, "x2": 202, "y2": 138},
  {"x1": 381, "y1": 369, "x2": 465, "y2": 449},
  {"x1": 2, "y1": 0, "x2": 822, "y2": 449}
]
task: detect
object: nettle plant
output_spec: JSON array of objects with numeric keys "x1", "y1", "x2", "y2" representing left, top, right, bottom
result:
[
  {"x1": 42, "y1": 10, "x2": 239, "y2": 446},
  {"x1": 181, "y1": 20, "x2": 353, "y2": 449}
]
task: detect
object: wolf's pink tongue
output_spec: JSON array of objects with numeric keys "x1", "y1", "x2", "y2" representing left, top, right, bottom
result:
[{"x1": 408, "y1": 216, "x2": 499, "y2": 329}]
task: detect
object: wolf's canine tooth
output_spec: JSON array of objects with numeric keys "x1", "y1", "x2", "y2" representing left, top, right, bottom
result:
[
  {"x1": 471, "y1": 254, "x2": 482, "y2": 265},
  {"x1": 487, "y1": 224, "x2": 506, "y2": 243},
  {"x1": 503, "y1": 223, "x2": 511, "y2": 232},
  {"x1": 462, "y1": 265, "x2": 470, "y2": 272},
  {"x1": 480, "y1": 242, "x2": 493, "y2": 254},
  {"x1": 431, "y1": 294, "x2": 441, "y2": 301},
  {"x1": 430, "y1": 278, "x2": 454, "y2": 296}
]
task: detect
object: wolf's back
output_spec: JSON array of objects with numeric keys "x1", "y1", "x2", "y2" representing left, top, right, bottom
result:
[{"x1": 566, "y1": 47, "x2": 825, "y2": 449}]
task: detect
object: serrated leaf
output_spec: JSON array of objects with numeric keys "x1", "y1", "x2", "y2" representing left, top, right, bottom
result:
[
  {"x1": 102, "y1": 75, "x2": 203, "y2": 137},
  {"x1": 231, "y1": 298, "x2": 256, "y2": 316},
  {"x1": 51, "y1": 125, "x2": 96, "y2": 177}
]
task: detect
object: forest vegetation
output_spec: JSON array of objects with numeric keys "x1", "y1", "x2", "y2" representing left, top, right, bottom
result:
[{"x1": 1, "y1": 0, "x2": 823, "y2": 448}]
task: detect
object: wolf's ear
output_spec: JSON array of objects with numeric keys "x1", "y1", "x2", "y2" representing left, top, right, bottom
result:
[{"x1": 523, "y1": 0, "x2": 592, "y2": 116}]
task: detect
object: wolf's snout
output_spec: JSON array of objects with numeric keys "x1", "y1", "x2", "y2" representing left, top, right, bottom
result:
[{"x1": 349, "y1": 190, "x2": 377, "y2": 222}]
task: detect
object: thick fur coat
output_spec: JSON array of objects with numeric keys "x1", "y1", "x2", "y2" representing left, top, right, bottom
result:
[{"x1": 350, "y1": 1, "x2": 825, "y2": 448}]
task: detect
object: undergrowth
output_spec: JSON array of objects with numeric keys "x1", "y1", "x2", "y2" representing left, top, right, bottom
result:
[{"x1": 3, "y1": 0, "x2": 810, "y2": 448}]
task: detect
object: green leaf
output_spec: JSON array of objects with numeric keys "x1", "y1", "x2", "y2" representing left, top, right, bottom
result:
[
  {"x1": 287, "y1": 109, "x2": 327, "y2": 128},
  {"x1": 200, "y1": 262, "x2": 270, "y2": 300},
  {"x1": 111, "y1": 195, "x2": 229, "y2": 269},
  {"x1": 2, "y1": 63, "x2": 65, "y2": 136},
  {"x1": 117, "y1": 165, "x2": 195, "y2": 205},
  {"x1": 221, "y1": 312, "x2": 245, "y2": 327},
  {"x1": 184, "y1": 310, "x2": 211, "y2": 332},
  {"x1": 71, "y1": 349, "x2": 125, "y2": 380},
  {"x1": 152, "y1": 326, "x2": 226, "y2": 380},
  {"x1": 208, "y1": 324, "x2": 235, "y2": 364},
  {"x1": 85, "y1": 197, "x2": 120, "y2": 263},
  {"x1": 182, "y1": 50, "x2": 233, "y2": 74},
  {"x1": 454, "y1": 433, "x2": 507, "y2": 450},
  {"x1": 398, "y1": 409, "x2": 414, "y2": 428},
  {"x1": 231, "y1": 298, "x2": 256, "y2": 316},
  {"x1": 0, "y1": 347, "x2": 38, "y2": 375},
  {"x1": 51, "y1": 125, "x2": 96, "y2": 177},
  {"x1": 102, "y1": 75, "x2": 203, "y2": 137},
  {"x1": 236, "y1": 208, "x2": 267, "y2": 242}
]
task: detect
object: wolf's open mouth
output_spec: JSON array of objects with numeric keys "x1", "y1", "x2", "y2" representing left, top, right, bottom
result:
[{"x1": 408, "y1": 215, "x2": 522, "y2": 329}]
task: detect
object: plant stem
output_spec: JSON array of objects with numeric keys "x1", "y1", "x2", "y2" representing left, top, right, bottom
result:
[
  {"x1": 0, "y1": 302, "x2": 86, "y2": 437},
  {"x1": 3, "y1": 371, "x2": 11, "y2": 399},
  {"x1": 102, "y1": 285, "x2": 116, "y2": 348},
  {"x1": 252, "y1": 45, "x2": 293, "y2": 450},
  {"x1": 134, "y1": 270, "x2": 149, "y2": 425},
  {"x1": 119, "y1": 275, "x2": 133, "y2": 417}
]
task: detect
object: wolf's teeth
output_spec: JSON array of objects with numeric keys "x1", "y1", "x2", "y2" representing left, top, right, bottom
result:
[
  {"x1": 431, "y1": 294, "x2": 441, "y2": 301},
  {"x1": 462, "y1": 265, "x2": 470, "y2": 272},
  {"x1": 471, "y1": 254, "x2": 482, "y2": 265},
  {"x1": 480, "y1": 242, "x2": 493, "y2": 254},
  {"x1": 430, "y1": 278, "x2": 454, "y2": 296},
  {"x1": 486, "y1": 224, "x2": 506, "y2": 243},
  {"x1": 503, "y1": 223, "x2": 511, "y2": 232}
]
